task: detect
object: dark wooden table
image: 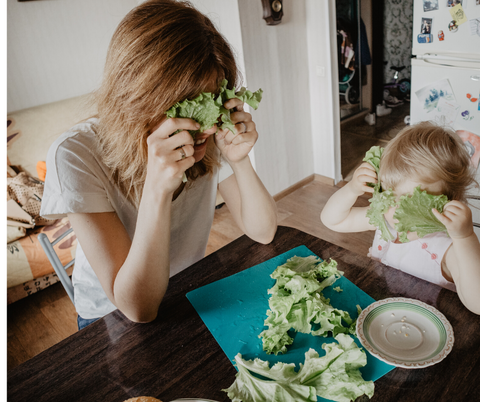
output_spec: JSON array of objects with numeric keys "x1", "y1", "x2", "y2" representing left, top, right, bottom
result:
[{"x1": 7, "y1": 226, "x2": 480, "y2": 402}]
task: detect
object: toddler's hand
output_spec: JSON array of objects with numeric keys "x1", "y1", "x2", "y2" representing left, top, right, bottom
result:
[
  {"x1": 348, "y1": 162, "x2": 377, "y2": 196},
  {"x1": 432, "y1": 201, "x2": 474, "y2": 240}
]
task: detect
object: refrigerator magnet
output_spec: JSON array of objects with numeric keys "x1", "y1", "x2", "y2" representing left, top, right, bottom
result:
[
  {"x1": 449, "y1": 20, "x2": 459, "y2": 32},
  {"x1": 421, "y1": 17, "x2": 433, "y2": 34},
  {"x1": 446, "y1": 0, "x2": 462, "y2": 7},
  {"x1": 418, "y1": 34, "x2": 434, "y2": 43},
  {"x1": 438, "y1": 30, "x2": 445, "y2": 40},
  {"x1": 424, "y1": 0, "x2": 439, "y2": 12}
]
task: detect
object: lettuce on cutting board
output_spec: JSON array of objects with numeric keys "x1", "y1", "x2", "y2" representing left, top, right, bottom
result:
[
  {"x1": 223, "y1": 333, "x2": 374, "y2": 402},
  {"x1": 259, "y1": 256, "x2": 356, "y2": 356}
]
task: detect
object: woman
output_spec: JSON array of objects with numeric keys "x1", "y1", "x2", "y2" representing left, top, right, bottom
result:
[{"x1": 41, "y1": 0, "x2": 277, "y2": 329}]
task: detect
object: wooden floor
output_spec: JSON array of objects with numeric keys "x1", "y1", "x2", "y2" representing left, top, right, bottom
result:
[{"x1": 7, "y1": 105, "x2": 409, "y2": 371}]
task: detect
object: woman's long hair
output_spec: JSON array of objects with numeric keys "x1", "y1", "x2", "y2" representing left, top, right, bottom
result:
[{"x1": 94, "y1": 0, "x2": 238, "y2": 207}]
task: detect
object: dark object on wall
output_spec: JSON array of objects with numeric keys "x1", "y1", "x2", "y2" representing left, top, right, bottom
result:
[{"x1": 262, "y1": 0, "x2": 283, "y2": 25}]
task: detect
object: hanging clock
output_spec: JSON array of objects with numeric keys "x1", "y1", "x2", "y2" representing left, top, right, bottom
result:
[{"x1": 261, "y1": 0, "x2": 283, "y2": 26}]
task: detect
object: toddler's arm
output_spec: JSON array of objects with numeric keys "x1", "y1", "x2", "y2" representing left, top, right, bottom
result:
[
  {"x1": 434, "y1": 202, "x2": 480, "y2": 315},
  {"x1": 321, "y1": 162, "x2": 377, "y2": 233}
]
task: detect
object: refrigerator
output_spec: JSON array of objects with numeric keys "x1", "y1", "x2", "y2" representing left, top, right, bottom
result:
[{"x1": 411, "y1": 0, "x2": 480, "y2": 236}]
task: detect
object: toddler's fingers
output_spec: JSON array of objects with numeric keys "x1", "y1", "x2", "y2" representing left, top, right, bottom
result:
[
  {"x1": 358, "y1": 173, "x2": 377, "y2": 184},
  {"x1": 362, "y1": 185, "x2": 375, "y2": 193},
  {"x1": 432, "y1": 208, "x2": 451, "y2": 225}
]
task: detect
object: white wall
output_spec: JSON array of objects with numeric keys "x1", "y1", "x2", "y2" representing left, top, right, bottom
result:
[
  {"x1": 238, "y1": 0, "x2": 340, "y2": 195},
  {"x1": 306, "y1": 0, "x2": 341, "y2": 183},
  {"x1": 7, "y1": 0, "x2": 143, "y2": 113},
  {"x1": 7, "y1": 0, "x2": 340, "y2": 193}
]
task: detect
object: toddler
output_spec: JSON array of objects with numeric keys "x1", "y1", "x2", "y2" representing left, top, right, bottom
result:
[{"x1": 321, "y1": 122, "x2": 480, "y2": 314}]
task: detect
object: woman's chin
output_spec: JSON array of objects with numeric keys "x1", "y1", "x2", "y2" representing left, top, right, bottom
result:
[{"x1": 193, "y1": 140, "x2": 209, "y2": 162}]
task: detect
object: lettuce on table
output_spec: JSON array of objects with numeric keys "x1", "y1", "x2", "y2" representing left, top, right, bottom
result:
[
  {"x1": 259, "y1": 256, "x2": 357, "y2": 356},
  {"x1": 223, "y1": 334, "x2": 374, "y2": 402}
]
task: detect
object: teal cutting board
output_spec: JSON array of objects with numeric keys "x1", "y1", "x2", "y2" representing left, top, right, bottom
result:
[{"x1": 187, "y1": 246, "x2": 395, "y2": 400}]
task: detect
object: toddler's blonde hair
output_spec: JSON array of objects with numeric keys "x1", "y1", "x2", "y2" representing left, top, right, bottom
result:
[
  {"x1": 379, "y1": 121, "x2": 475, "y2": 201},
  {"x1": 93, "y1": 0, "x2": 239, "y2": 207}
]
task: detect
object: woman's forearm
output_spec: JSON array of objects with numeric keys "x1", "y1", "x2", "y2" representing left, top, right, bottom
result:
[
  {"x1": 113, "y1": 190, "x2": 172, "y2": 322},
  {"x1": 226, "y1": 156, "x2": 277, "y2": 244}
]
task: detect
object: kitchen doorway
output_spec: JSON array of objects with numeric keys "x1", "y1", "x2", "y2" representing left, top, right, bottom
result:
[{"x1": 338, "y1": 0, "x2": 412, "y2": 181}]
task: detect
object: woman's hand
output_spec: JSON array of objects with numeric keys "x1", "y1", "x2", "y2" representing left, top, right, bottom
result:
[
  {"x1": 433, "y1": 201, "x2": 474, "y2": 240},
  {"x1": 215, "y1": 98, "x2": 258, "y2": 164},
  {"x1": 347, "y1": 162, "x2": 377, "y2": 196},
  {"x1": 145, "y1": 118, "x2": 198, "y2": 195}
]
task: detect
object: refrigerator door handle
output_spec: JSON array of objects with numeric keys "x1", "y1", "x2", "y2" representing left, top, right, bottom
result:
[
  {"x1": 471, "y1": 75, "x2": 480, "y2": 81},
  {"x1": 420, "y1": 57, "x2": 480, "y2": 71}
]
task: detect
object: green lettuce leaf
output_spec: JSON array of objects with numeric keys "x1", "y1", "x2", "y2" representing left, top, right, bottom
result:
[
  {"x1": 165, "y1": 78, "x2": 262, "y2": 139},
  {"x1": 223, "y1": 354, "x2": 317, "y2": 402},
  {"x1": 223, "y1": 334, "x2": 374, "y2": 402},
  {"x1": 299, "y1": 334, "x2": 375, "y2": 402},
  {"x1": 393, "y1": 185, "x2": 449, "y2": 242},
  {"x1": 362, "y1": 146, "x2": 383, "y2": 178},
  {"x1": 259, "y1": 256, "x2": 357, "y2": 355},
  {"x1": 362, "y1": 146, "x2": 450, "y2": 242},
  {"x1": 165, "y1": 91, "x2": 220, "y2": 136},
  {"x1": 366, "y1": 184, "x2": 397, "y2": 242}
]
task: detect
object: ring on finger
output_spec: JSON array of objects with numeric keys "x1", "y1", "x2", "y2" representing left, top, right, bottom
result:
[
  {"x1": 239, "y1": 122, "x2": 247, "y2": 134},
  {"x1": 179, "y1": 147, "x2": 186, "y2": 160}
]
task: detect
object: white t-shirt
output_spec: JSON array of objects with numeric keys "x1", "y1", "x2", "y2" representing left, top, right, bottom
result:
[
  {"x1": 41, "y1": 118, "x2": 221, "y2": 319},
  {"x1": 369, "y1": 219, "x2": 456, "y2": 292}
]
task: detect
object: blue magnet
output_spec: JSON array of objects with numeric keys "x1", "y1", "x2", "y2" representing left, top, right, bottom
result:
[{"x1": 417, "y1": 34, "x2": 433, "y2": 43}]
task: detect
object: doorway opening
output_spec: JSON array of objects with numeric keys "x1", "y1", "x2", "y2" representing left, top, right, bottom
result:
[{"x1": 337, "y1": 0, "x2": 412, "y2": 181}]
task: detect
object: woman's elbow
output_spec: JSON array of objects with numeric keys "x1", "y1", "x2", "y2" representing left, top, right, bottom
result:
[
  {"x1": 123, "y1": 309, "x2": 158, "y2": 324},
  {"x1": 248, "y1": 223, "x2": 277, "y2": 245},
  {"x1": 256, "y1": 229, "x2": 277, "y2": 245}
]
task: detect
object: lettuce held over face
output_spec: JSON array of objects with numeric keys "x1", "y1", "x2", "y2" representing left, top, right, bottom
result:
[
  {"x1": 363, "y1": 146, "x2": 449, "y2": 242},
  {"x1": 165, "y1": 79, "x2": 263, "y2": 139}
]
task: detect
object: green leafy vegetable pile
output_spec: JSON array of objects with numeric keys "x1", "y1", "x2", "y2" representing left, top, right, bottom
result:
[
  {"x1": 363, "y1": 146, "x2": 449, "y2": 242},
  {"x1": 223, "y1": 333, "x2": 374, "y2": 402},
  {"x1": 165, "y1": 78, "x2": 263, "y2": 139},
  {"x1": 259, "y1": 256, "x2": 357, "y2": 356}
]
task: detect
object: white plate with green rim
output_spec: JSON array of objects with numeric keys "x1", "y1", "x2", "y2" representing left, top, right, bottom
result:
[{"x1": 356, "y1": 297, "x2": 454, "y2": 369}]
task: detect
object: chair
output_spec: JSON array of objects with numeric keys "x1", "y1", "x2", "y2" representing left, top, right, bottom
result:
[{"x1": 38, "y1": 229, "x2": 75, "y2": 304}]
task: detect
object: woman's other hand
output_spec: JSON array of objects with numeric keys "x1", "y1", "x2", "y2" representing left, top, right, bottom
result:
[
  {"x1": 215, "y1": 98, "x2": 258, "y2": 164},
  {"x1": 145, "y1": 118, "x2": 198, "y2": 196}
]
